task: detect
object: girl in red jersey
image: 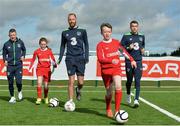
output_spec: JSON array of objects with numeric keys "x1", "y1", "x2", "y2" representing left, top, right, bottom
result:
[
  {"x1": 29, "y1": 37, "x2": 57, "y2": 105},
  {"x1": 96, "y1": 23, "x2": 137, "y2": 118}
]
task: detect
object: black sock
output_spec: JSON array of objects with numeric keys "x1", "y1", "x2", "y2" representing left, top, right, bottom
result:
[{"x1": 78, "y1": 84, "x2": 83, "y2": 90}]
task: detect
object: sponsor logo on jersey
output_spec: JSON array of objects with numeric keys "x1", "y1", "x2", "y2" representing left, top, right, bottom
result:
[
  {"x1": 70, "y1": 37, "x2": 77, "y2": 46},
  {"x1": 107, "y1": 51, "x2": 120, "y2": 57},
  {"x1": 39, "y1": 59, "x2": 50, "y2": 62}
]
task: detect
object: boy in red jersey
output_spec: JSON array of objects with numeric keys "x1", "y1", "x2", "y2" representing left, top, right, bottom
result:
[
  {"x1": 96, "y1": 23, "x2": 136, "y2": 118},
  {"x1": 29, "y1": 37, "x2": 57, "y2": 105}
]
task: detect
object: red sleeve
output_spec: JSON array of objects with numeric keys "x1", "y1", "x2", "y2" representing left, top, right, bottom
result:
[
  {"x1": 96, "y1": 43, "x2": 112, "y2": 64},
  {"x1": 119, "y1": 42, "x2": 135, "y2": 62},
  {"x1": 29, "y1": 50, "x2": 37, "y2": 70}
]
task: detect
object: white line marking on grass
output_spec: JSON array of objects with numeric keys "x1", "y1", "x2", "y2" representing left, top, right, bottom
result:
[{"x1": 131, "y1": 93, "x2": 180, "y2": 122}]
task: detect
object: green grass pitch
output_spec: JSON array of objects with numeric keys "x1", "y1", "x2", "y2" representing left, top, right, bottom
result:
[{"x1": 0, "y1": 80, "x2": 179, "y2": 125}]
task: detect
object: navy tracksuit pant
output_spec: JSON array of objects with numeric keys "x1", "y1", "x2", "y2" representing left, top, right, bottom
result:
[
  {"x1": 125, "y1": 61, "x2": 142, "y2": 100},
  {"x1": 7, "y1": 65, "x2": 23, "y2": 97}
]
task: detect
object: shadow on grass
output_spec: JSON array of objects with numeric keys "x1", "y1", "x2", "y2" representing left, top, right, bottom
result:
[
  {"x1": 91, "y1": 98, "x2": 137, "y2": 109},
  {"x1": 110, "y1": 122, "x2": 125, "y2": 125},
  {"x1": 0, "y1": 96, "x2": 9, "y2": 101},
  {"x1": 75, "y1": 107, "x2": 107, "y2": 118},
  {"x1": 25, "y1": 97, "x2": 36, "y2": 103},
  {"x1": 91, "y1": 98, "x2": 115, "y2": 104},
  {"x1": 59, "y1": 100, "x2": 66, "y2": 108}
]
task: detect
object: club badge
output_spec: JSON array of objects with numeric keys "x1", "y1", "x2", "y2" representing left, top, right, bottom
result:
[
  {"x1": 17, "y1": 44, "x2": 21, "y2": 48},
  {"x1": 66, "y1": 33, "x2": 69, "y2": 37},
  {"x1": 139, "y1": 37, "x2": 143, "y2": 41},
  {"x1": 77, "y1": 31, "x2": 81, "y2": 36}
]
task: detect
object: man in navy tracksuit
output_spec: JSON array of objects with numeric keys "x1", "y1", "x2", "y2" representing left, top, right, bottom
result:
[
  {"x1": 58, "y1": 13, "x2": 89, "y2": 103},
  {"x1": 3, "y1": 29, "x2": 26, "y2": 103},
  {"x1": 121, "y1": 20, "x2": 145, "y2": 107}
]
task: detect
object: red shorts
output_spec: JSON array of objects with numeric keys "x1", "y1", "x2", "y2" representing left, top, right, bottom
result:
[
  {"x1": 101, "y1": 67, "x2": 121, "y2": 88},
  {"x1": 36, "y1": 68, "x2": 51, "y2": 82}
]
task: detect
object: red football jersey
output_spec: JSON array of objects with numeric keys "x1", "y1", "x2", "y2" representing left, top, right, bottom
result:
[
  {"x1": 29, "y1": 48, "x2": 56, "y2": 70},
  {"x1": 96, "y1": 38, "x2": 134, "y2": 69}
]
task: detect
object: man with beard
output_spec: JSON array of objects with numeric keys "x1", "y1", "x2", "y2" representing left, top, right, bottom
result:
[{"x1": 58, "y1": 13, "x2": 89, "y2": 105}]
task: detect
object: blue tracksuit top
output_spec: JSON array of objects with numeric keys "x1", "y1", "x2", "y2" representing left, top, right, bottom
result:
[
  {"x1": 58, "y1": 26, "x2": 89, "y2": 62},
  {"x1": 2, "y1": 38, "x2": 26, "y2": 66},
  {"x1": 121, "y1": 32, "x2": 145, "y2": 62}
]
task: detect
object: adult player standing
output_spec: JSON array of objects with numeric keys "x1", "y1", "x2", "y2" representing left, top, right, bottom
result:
[
  {"x1": 58, "y1": 13, "x2": 89, "y2": 104},
  {"x1": 121, "y1": 20, "x2": 145, "y2": 107},
  {"x1": 97, "y1": 23, "x2": 136, "y2": 118},
  {"x1": 2, "y1": 28, "x2": 26, "y2": 103}
]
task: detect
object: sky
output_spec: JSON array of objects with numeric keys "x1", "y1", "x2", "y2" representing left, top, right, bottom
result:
[{"x1": 0, "y1": 0, "x2": 180, "y2": 54}]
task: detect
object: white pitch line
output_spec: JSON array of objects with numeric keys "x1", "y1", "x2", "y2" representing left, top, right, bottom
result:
[{"x1": 131, "y1": 93, "x2": 180, "y2": 122}]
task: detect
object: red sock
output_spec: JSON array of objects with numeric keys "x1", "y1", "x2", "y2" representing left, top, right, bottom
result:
[
  {"x1": 44, "y1": 87, "x2": 49, "y2": 98},
  {"x1": 115, "y1": 90, "x2": 122, "y2": 113},
  {"x1": 105, "y1": 94, "x2": 112, "y2": 110},
  {"x1": 37, "y1": 86, "x2": 42, "y2": 98}
]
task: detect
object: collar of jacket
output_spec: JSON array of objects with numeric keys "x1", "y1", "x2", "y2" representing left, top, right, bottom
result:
[
  {"x1": 69, "y1": 26, "x2": 78, "y2": 30},
  {"x1": 9, "y1": 37, "x2": 19, "y2": 43}
]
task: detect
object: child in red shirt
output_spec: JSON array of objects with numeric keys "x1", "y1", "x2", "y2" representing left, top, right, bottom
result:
[
  {"x1": 29, "y1": 37, "x2": 57, "y2": 105},
  {"x1": 96, "y1": 23, "x2": 136, "y2": 118}
]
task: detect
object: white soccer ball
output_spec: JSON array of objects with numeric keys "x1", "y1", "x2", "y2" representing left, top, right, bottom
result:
[
  {"x1": 64, "y1": 101, "x2": 75, "y2": 111},
  {"x1": 49, "y1": 98, "x2": 59, "y2": 107},
  {"x1": 115, "y1": 110, "x2": 128, "y2": 124}
]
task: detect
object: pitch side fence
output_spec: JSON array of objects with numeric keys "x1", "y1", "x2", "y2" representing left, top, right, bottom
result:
[{"x1": 0, "y1": 55, "x2": 180, "y2": 86}]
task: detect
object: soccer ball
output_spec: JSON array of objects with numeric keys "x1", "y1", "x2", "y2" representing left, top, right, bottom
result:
[
  {"x1": 115, "y1": 110, "x2": 128, "y2": 124},
  {"x1": 64, "y1": 101, "x2": 75, "y2": 111},
  {"x1": 49, "y1": 98, "x2": 59, "y2": 107}
]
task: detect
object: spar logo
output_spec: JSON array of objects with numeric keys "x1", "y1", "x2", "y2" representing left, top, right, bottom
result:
[
  {"x1": 97, "y1": 59, "x2": 180, "y2": 78},
  {"x1": 142, "y1": 60, "x2": 180, "y2": 78}
]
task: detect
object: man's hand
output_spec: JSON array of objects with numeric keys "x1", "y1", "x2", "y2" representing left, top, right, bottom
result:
[
  {"x1": 85, "y1": 58, "x2": 89, "y2": 64},
  {"x1": 54, "y1": 63, "x2": 57, "y2": 68},
  {"x1": 129, "y1": 43, "x2": 134, "y2": 50},
  {"x1": 21, "y1": 57, "x2": 25, "y2": 62},
  {"x1": 112, "y1": 59, "x2": 119, "y2": 65},
  {"x1": 57, "y1": 60, "x2": 60, "y2": 65},
  {"x1": 4, "y1": 61, "x2": 8, "y2": 66},
  {"x1": 131, "y1": 60, "x2": 137, "y2": 68},
  {"x1": 141, "y1": 48, "x2": 145, "y2": 55}
]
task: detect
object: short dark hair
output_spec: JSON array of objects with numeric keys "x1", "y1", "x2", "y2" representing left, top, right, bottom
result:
[
  {"x1": 130, "y1": 20, "x2": 139, "y2": 25},
  {"x1": 9, "y1": 28, "x2": 16, "y2": 33},
  {"x1": 100, "y1": 23, "x2": 112, "y2": 32},
  {"x1": 68, "y1": 13, "x2": 77, "y2": 18}
]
